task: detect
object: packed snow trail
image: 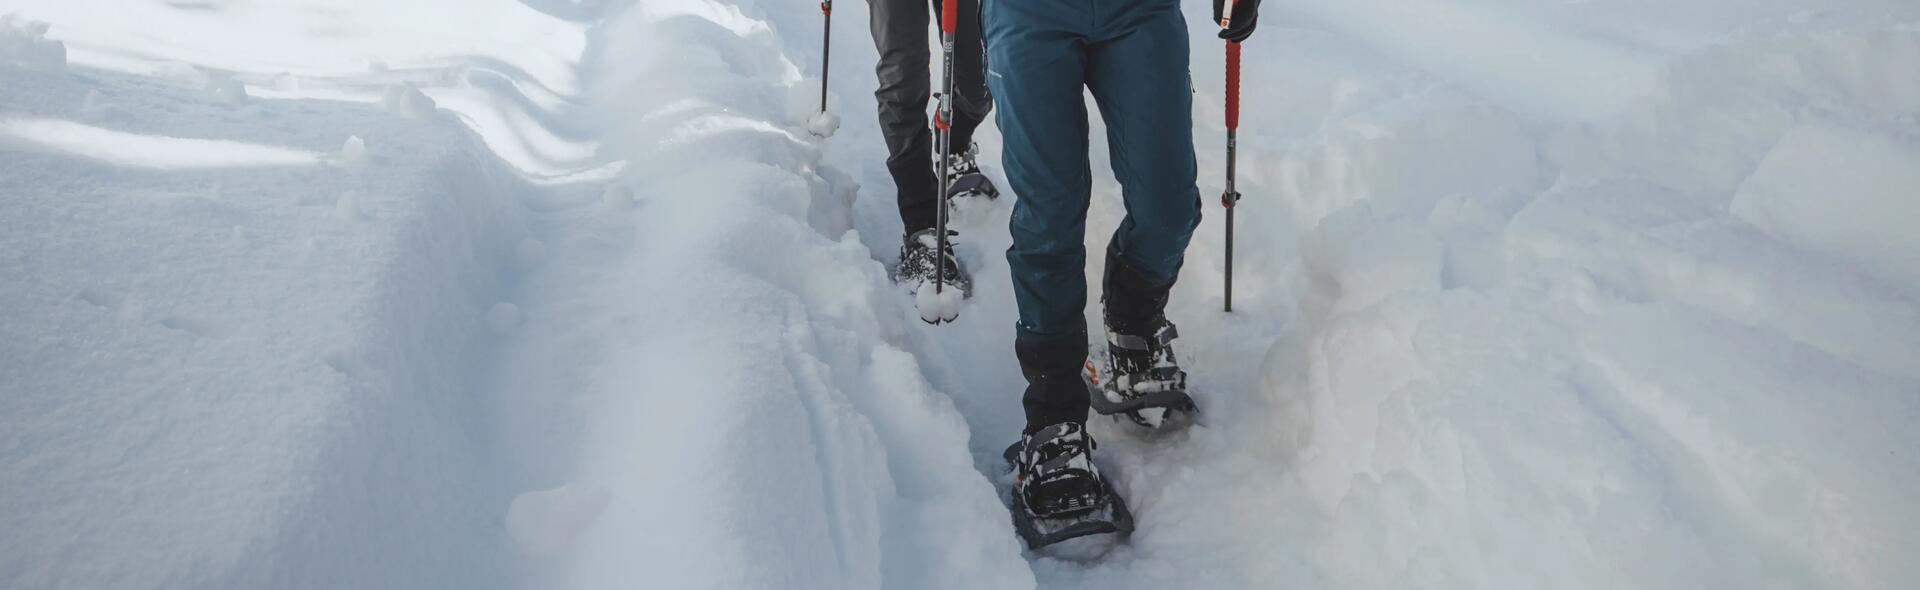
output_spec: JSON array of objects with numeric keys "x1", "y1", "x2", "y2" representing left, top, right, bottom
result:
[
  {"x1": 4, "y1": 0, "x2": 1919, "y2": 588},
  {"x1": 816, "y1": 0, "x2": 1920, "y2": 588}
]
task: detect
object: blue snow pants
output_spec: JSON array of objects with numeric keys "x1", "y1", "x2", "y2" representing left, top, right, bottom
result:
[{"x1": 982, "y1": 0, "x2": 1202, "y2": 345}]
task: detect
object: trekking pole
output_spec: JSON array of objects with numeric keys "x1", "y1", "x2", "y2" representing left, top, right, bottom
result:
[
  {"x1": 819, "y1": 0, "x2": 832, "y2": 114},
  {"x1": 1221, "y1": 7, "x2": 1243, "y2": 312},
  {"x1": 935, "y1": 0, "x2": 959, "y2": 296}
]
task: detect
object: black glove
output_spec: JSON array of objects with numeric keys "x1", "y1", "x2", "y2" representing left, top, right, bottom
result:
[{"x1": 1212, "y1": 0, "x2": 1261, "y2": 43}]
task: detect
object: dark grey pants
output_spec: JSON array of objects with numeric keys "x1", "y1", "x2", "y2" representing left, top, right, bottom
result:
[{"x1": 868, "y1": 0, "x2": 992, "y2": 234}]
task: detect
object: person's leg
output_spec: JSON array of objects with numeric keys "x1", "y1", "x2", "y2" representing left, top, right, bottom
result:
[
  {"x1": 868, "y1": 0, "x2": 938, "y2": 233},
  {"x1": 938, "y1": 0, "x2": 992, "y2": 150},
  {"x1": 982, "y1": 0, "x2": 1093, "y2": 429},
  {"x1": 1085, "y1": 0, "x2": 1201, "y2": 332}
]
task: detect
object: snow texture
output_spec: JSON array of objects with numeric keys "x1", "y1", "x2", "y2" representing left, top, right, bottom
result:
[
  {"x1": 506, "y1": 484, "x2": 610, "y2": 556},
  {"x1": 807, "y1": 110, "x2": 842, "y2": 138},
  {"x1": 0, "y1": 13, "x2": 63, "y2": 71},
  {"x1": 2, "y1": 0, "x2": 1917, "y2": 589},
  {"x1": 487, "y1": 302, "x2": 523, "y2": 335}
]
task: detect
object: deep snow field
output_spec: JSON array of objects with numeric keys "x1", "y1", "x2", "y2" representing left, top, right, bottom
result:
[{"x1": 3, "y1": 0, "x2": 1917, "y2": 588}]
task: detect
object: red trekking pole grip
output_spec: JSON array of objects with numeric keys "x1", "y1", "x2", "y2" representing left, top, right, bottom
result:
[
  {"x1": 941, "y1": 0, "x2": 958, "y2": 33},
  {"x1": 1225, "y1": 41, "x2": 1241, "y2": 130}
]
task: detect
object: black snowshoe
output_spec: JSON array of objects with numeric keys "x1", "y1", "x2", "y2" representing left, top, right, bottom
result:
[
  {"x1": 1004, "y1": 422, "x2": 1134, "y2": 550},
  {"x1": 942, "y1": 142, "x2": 999, "y2": 202},
  {"x1": 892, "y1": 228, "x2": 970, "y2": 324},
  {"x1": 1086, "y1": 321, "x2": 1199, "y2": 431},
  {"x1": 1089, "y1": 254, "x2": 1200, "y2": 431}
]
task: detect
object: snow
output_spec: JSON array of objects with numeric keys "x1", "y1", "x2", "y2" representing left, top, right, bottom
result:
[
  {"x1": 333, "y1": 190, "x2": 365, "y2": 221},
  {"x1": 915, "y1": 280, "x2": 965, "y2": 324},
  {"x1": 3, "y1": 0, "x2": 1917, "y2": 589},
  {"x1": 515, "y1": 237, "x2": 549, "y2": 270},
  {"x1": 488, "y1": 302, "x2": 524, "y2": 335},
  {"x1": 202, "y1": 70, "x2": 248, "y2": 104},
  {"x1": 382, "y1": 83, "x2": 439, "y2": 118},
  {"x1": 507, "y1": 483, "x2": 611, "y2": 556},
  {"x1": 2, "y1": 37, "x2": 528, "y2": 588},
  {"x1": 0, "y1": 13, "x2": 62, "y2": 71},
  {"x1": 599, "y1": 184, "x2": 636, "y2": 209},
  {"x1": 1732, "y1": 122, "x2": 1920, "y2": 291},
  {"x1": 0, "y1": 116, "x2": 324, "y2": 169},
  {"x1": 807, "y1": 109, "x2": 843, "y2": 138}
]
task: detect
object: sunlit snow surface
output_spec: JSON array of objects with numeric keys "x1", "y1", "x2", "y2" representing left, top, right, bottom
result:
[
  {"x1": 2, "y1": 0, "x2": 1918, "y2": 589},
  {"x1": 0, "y1": 116, "x2": 323, "y2": 168}
]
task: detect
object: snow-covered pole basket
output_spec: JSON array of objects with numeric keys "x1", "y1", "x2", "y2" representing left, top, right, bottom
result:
[{"x1": 806, "y1": 1, "x2": 841, "y2": 137}]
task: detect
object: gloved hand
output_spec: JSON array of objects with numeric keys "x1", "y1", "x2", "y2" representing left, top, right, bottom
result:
[{"x1": 1212, "y1": 0, "x2": 1261, "y2": 42}]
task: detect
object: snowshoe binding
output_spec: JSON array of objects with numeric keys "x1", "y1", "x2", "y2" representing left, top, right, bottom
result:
[
  {"x1": 1086, "y1": 321, "x2": 1199, "y2": 431},
  {"x1": 893, "y1": 228, "x2": 969, "y2": 325},
  {"x1": 943, "y1": 142, "x2": 999, "y2": 203},
  {"x1": 1004, "y1": 422, "x2": 1134, "y2": 550}
]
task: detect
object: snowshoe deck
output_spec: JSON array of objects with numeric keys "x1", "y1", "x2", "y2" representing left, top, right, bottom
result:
[{"x1": 1002, "y1": 442, "x2": 1135, "y2": 550}]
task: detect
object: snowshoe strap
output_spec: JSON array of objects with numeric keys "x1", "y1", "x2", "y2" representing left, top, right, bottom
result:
[
  {"x1": 1116, "y1": 372, "x2": 1186, "y2": 393},
  {"x1": 946, "y1": 172, "x2": 994, "y2": 197},
  {"x1": 1022, "y1": 423, "x2": 1095, "y2": 470},
  {"x1": 1108, "y1": 322, "x2": 1178, "y2": 351},
  {"x1": 1035, "y1": 446, "x2": 1087, "y2": 475},
  {"x1": 909, "y1": 228, "x2": 961, "y2": 251}
]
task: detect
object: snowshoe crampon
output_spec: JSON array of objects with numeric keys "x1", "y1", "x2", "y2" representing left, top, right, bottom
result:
[
  {"x1": 1084, "y1": 325, "x2": 1199, "y2": 432},
  {"x1": 1002, "y1": 440, "x2": 1134, "y2": 550},
  {"x1": 892, "y1": 229, "x2": 970, "y2": 325}
]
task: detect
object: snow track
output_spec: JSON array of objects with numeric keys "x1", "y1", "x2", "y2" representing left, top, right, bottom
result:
[{"x1": 3, "y1": 0, "x2": 1918, "y2": 588}]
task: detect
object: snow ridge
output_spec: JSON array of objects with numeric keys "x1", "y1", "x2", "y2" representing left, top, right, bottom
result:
[{"x1": 481, "y1": 2, "x2": 1032, "y2": 588}]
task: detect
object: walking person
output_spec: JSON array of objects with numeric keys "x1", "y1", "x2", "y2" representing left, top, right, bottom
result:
[
  {"x1": 986, "y1": 0, "x2": 1261, "y2": 547},
  {"x1": 868, "y1": 0, "x2": 998, "y2": 300}
]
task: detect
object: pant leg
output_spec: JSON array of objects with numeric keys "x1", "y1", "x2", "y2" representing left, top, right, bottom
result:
[
  {"x1": 985, "y1": 0, "x2": 1093, "y2": 344},
  {"x1": 1086, "y1": 0, "x2": 1201, "y2": 321},
  {"x1": 868, "y1": 0, "x2": 937, "y2": 233},
  {"x1": 983, "y1": 0, "x2": 1096, "y2": 428}
]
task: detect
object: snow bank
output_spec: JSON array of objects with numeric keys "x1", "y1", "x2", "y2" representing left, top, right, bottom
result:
[
  {"x1": 1733, "y1": 122, "x2": 1920, "y2": 292},
  {"x1": 1229, "y1": 8, "x2": 1920, "y2": 589},
  {"x1": 0, "y1": 14, "x2": 65, "y2": 71},
  {"x1": 477, "y1": 1, "x2": 1031, "y2": 588},
  {"x1": 1, "y1": 58, "x2": 527, "y2": 588}
]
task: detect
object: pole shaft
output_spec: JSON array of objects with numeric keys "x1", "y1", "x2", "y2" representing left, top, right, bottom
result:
[
  {"x1": 820, "y1": 2, "x2": 832, "y2": 113},
  {"x1": 935, "y1": 0, "x2": 958, "y2": 295},
  {"x1": 1223, "y1": 41, "x2": 1241, "y2": 312}
]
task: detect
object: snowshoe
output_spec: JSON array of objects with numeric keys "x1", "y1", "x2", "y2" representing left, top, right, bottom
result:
[
  {"x1": 1003, "y1": 422, "x2": 1134, "y2": 550},
  {"x1": 1085, "y1": 322, "x2": 1199, "y2": 431},
  {"x1": 942, "y1": 142, "x2": 999, "y2": 203},
  {"x1": 892, "y1": 228, "x2": 969, "y2": 324}
]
